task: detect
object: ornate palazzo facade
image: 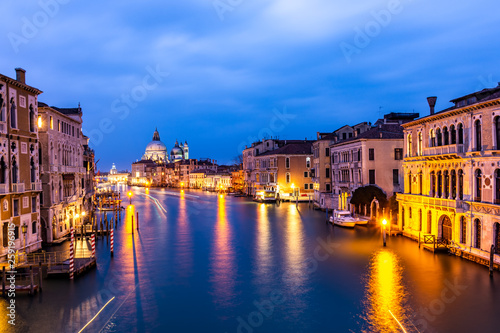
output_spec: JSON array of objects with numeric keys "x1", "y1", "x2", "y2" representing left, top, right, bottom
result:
[{"x1": 398, "y1": 86, "x2": 500, "y2": 265}]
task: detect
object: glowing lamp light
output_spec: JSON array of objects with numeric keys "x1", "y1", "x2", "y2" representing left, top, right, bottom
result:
[
  {"x1": 75, "y1": 214, "x2": 80, "y2": 219},
  {"x1": 291, "y1": 183, "x2": 295, "y2": 189},
  {"x1": 128, "y1": 192, "x2": 132, "y2": 198},
  {"x1": 81, "y1": 211, "x2": 86, "y2": 217},
  {"x1": 382, "y1": 219, "x2": 387, "y2": 226},
  {"x1": 37, "y1": 115, "x2": 42, "y2": 128},
  {"x1": 21, "y1": 224, "x2": 28, "y2": 234}
]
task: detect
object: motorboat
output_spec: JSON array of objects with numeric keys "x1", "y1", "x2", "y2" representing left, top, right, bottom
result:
[
  {"x1": 253, "y1": 190, "x2": 277, "y2": 203},
  {"x1": 329, "y1": 210, "x2": 357, "y2": 228}
]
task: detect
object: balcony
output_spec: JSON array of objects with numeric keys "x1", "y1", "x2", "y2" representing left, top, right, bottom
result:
[
  {"x1": 398, "y1": 193, "x2": 464, "y2": 211},
  {"x1": 59, "y1": 166, "x2": 85, "y2": 173},
  {"x1": 422, "y1": 144, "x2": 465, "y2": 159},
  {"x1": 50, "y1": 165, "x2": 58, "y2": 172},
  {"x1": 31, "y1": 182, "x2": 42, "y2": 191},
  {"x1": 12, "y1": 183, "x2": 25, "y2": 193},
  {"x1": 0, "y1": 184, "x2": 6, "y2": 194}
]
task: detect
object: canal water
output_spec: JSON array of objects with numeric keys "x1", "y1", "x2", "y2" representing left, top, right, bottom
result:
[{"x1": 5, "y1": 187, "x2": 500, "y2": 332}]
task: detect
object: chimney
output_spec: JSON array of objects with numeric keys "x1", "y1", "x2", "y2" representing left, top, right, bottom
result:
[
  {"x1": 427, "y1": 96, "x2": 437, "y2": 115},
  {"x1": 379, "y1": 132, "x2": 383, "y2": 138},
  {"x1": 15, "y1": 68, "x2": 26, "y2": 84},
  {"x1": 354, "y1": 131, "x2": 358, "y2": 138}
]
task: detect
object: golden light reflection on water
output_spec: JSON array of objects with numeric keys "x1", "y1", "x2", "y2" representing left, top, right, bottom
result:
[
  {"x1": 211, "y1": 194, "x2": 235, "y2": 306},
  {"x1": 363, "y1": 250, "x2": 408, "y2": 333},
  {"x1": 256, "y1": 203, "x2": 271, "y2": 279},
  {"x1": 283, "y1": 204, "x2": 306, "y2": 292}
]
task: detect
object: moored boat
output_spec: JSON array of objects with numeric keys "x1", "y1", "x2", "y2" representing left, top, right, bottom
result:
[{"x1": 329, "y1": 210, "x2": 357, "y2": 228}]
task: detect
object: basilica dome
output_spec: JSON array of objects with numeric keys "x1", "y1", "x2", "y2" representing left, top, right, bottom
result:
[{"x1": 142, "y1": 128, "x2": 168, "y2": 162}]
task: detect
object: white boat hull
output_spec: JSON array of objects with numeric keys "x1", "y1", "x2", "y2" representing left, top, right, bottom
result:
[{"x1": 329, "y1": 216, "x2": 356, "y2": 228}]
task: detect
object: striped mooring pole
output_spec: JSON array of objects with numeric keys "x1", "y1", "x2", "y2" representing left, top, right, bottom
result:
[
  {"x1": 91, "y1": 234, "x2": 96, "y2": 258},
  {"x1": 110, "y1": 229, "x2": 114, "y2": 257},
  {"x1": 69, "y1": 227, "x2": 75, "y2": 280}
]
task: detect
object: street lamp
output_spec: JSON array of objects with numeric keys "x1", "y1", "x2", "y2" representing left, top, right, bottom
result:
[
  {"x1": 128, "y1": 191, "x2": 133, "y2": 205},
  {"x1": 382, "y1": 219, "x2": 387, "y2": 247}
]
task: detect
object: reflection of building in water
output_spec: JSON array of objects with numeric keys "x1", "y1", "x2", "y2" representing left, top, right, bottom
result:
[{"x1": 363, "y1": 250, "x2": 408, "y2": 333}]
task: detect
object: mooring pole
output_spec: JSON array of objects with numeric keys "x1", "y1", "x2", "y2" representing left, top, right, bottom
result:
[
  {"x1": 38, "y1": 261, "x2": 43, "y2": 292},
  {"x1": 136, "y1": 212, "x2": 139, "y2": 230}
]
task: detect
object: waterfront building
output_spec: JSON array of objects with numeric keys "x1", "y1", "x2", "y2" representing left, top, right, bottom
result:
[
  {"x1": 82, "y1": 134, "x2": 95, "y2": 213},
  {"x1": 254, "y1": 141, "x2": 314, "y2": 200},
  {"x1": 398, "y1": 86, "x2": 500, "y2": 264},
  {"x1": 0, "y1": 68, "x2": 43, "y2": 255},
  {"x1": 312, "y1": 123, "x2": 371, "y2": 209},
  {"x1": 106, "y1": 163, "x2": 130, "y2": 184},
  {"x1": 38, "y1": 102, "x2": 87, "y2": 243},
  {"x1": 231, "y1": 168, "x2": 245, "y2": 193},
  {"x1": 189, "y1": 169, "x2": 214, "y2": 189},
  {"x1": 130, "y1": 159, "x2": 156, "y2": 185},
  {"x1": 173, "y1": 159, "x2": 197, "y2": 187},
  {"x1": 242, "y1": 139, "x2": 314, "y2": 196},
  {"x1": 330, "y1": 113, "x2": 418, "y2": 214}
]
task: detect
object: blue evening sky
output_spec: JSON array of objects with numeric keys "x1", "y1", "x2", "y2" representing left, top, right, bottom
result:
[{"x1": 1, "y1": 0, "x2": 499, "y2": 171}]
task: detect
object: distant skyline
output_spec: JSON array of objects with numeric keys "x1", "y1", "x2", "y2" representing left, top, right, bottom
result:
[{"x1": 1, "y1": 0, "x2": 499, "y2": 171}]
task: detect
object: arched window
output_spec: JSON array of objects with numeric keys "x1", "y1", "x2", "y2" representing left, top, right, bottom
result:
[
  {"x1": 419, "y1": 171, "x2": 423, "y2": 195},
  {"x1": 407, "y1": 134, "x2": 412, "y2": 157},
  {"x1": 496, "y1": 169, "x2": 500, "y2": 204},
  {"x1": 0, "y1": 93, "x2": 4, "y2": 121},
  {"x1": 0, "y1": 157, "x2": 6, "y2": 184},
  {"x1": 444, "y1": 170, "x2": 449, "y2": 198},
  {"x1": 475, "y1": 119, "x2": 482, "y2": 151},
  {"x1": 29, "y1": 104, "x2": 35, "y2": 132},
  {"x1": 451, "y1": 170, "x2": 457, "y2": 199},
  {"x1": 430, "y1": 171, "x2": 436, "y2": 197},
  {"x1": 10, "y1": 99, "x2": 16, "y2": 129},
  {"x1": 437, "y1": 171, "x2": 442, "y2": 197},
  {"x1": 430, "y1": 129, "x2": 436, "y2": 147},
  {"x1": 402, "y1": 207, "x2": 405, "y2": 229},
  {"x1": 11, "y1": 157, "x2": 18, "y2": 184},
  {"x1": 436, "y1": 128, "x2": 442, "y2": 146},
  {"x1": 458, "y1": 123, "x2": 464, "y2": 144},
  {"x1": 474, "y1": 219, "x2": 481, "y2": 249},
  {"x1": 31, "y1": 221, "x2": 37, "y2": 234},
  {"x1": 408, "y1": 171, "x2": 412, "y2": 194},
  {"x1": 443, "y1": 126, "x2": 449, "y2": 145},
  {"x1": 30, "y1": 157, "x2": 35, "y2": 183},
  {"x1": 460, "y1": 216, "x2": 466, "y2": 244},
  {"x1": 427, "y1": 211, "x2": 432, "y2": 233},
  {"x1": 417, "y1": 132, "x2": 423, "y2": 156},
  {"x1": 458, "y1": 169, "x2": 464, "y2": 200},
  {"x1": 418, "y1": 209, "x2": 422, "y2": 231},
  {"x1": 450, "y1": 125, "x2": 456, "y2": 145},
  {"x1": 495, "y1": 116, "x2": 500, "y2": 150},
  {"x1": 475, "y1": 169, "x2": 482, "y2": 202}
]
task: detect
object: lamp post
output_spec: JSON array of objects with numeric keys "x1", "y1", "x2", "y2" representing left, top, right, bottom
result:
[
  {"x1": 382, "y1": 219, "x2": 387, "y2": 247},
  {"x1": 128, "y1": 191, "x2": 133, "y2": 205},
  {"x1": 21, "y1": 223, "x2": 28, "y2": 254}
]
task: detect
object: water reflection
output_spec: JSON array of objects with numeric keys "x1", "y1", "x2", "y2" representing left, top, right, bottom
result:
[
  {"x1": 363, "y1": 250, "x2": 409, "y2": 333},
  {"x1": 210, "y1": 195, "x2": 235, "y2": 307},
  {"x1": 256, "y1": 203, "x2": 272, "y2": 283},
  {"x1": 283, "y1": 205, "x2": 306, "y2": 294},
  {"x1": 175, "y1": 190, "x2": 192, "y2": 278}
]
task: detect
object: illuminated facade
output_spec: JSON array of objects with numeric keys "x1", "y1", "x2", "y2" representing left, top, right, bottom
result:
[
  {"x1": 0, "y1": 68, "x2": 43, "y2": 255},
  {"x1": 38, "y1": 102, "x2": 87, "y2": 243},
  {"x1": 312, "y1": 123, "x2": 371, "y2": 209},
  {"x1": 398, "y1": 86, "x2": 500, "y2": 264},
  {"x1": 254, "y1": 141, "x2": 314, "y2": 201}
]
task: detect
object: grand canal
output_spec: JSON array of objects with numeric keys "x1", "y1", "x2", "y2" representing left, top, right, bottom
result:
[{"x1": 6, "y1": 187, "x2": 500, "y2": 332}]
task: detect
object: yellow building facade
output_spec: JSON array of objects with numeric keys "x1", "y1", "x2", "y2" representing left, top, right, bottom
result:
[{"x1": 398, "y1": 88, "x2": 500, "y2": 265}]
